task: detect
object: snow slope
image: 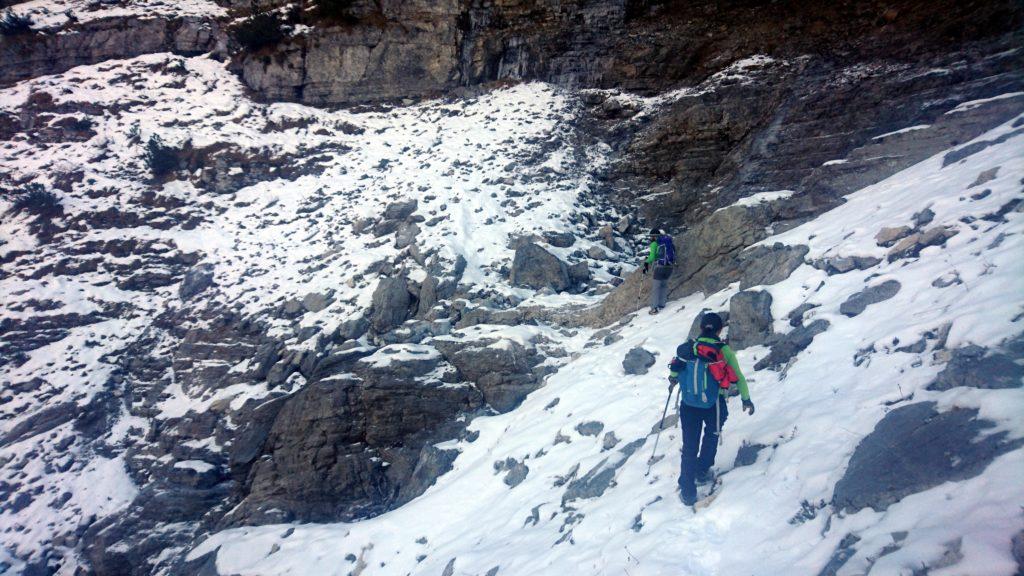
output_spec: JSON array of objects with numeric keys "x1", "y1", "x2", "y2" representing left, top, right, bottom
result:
[
  {"x1": 188, "y1": 113, "x2": 1024, "y2": 574},
  {"x1": 0, "y1": 53, "x2": 619, "y2": 572}
]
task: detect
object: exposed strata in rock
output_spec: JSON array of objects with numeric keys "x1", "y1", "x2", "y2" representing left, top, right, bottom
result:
[{"x1": 0, "y1": 15, "x2": 225, "y2": 86}]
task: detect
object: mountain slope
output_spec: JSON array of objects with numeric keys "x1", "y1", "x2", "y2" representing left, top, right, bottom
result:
[
  {"x1": 189, "y1": 111, "x2": 1024, "y2": 575},
  {"x1": 0, "y1": 3, "x2": 1022, "y2": 575}
]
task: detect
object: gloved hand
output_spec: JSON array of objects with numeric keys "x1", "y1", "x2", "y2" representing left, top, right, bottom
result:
[
  {"x1": 642, "y1": 262, "x2": 650, "y2": 275},
  {"x1": 742, "y1": 399, "x2": 755, "y2": 415},
  {"x1": 667, "y1": 376, "x2": 678, "y2": 392}
]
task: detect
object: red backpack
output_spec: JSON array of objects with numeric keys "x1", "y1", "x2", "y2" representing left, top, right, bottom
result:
[{"x1": 693, "y1": 339, "x2": 738, "y2": 391}]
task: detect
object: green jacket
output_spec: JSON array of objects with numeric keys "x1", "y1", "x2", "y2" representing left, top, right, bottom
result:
[
  {"x1": 670, "y1": 336, "x2": 751, "y2": 401},
  {"x1": 645, "y1": 240, "x2": 659, "y2": 265}
]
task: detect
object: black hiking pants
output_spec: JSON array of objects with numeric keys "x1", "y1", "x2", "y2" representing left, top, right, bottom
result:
[{"x1": 678, "y1": 396, "x2": 728, "y2": 501}]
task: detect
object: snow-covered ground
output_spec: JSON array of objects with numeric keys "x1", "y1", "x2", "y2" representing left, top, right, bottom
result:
[
  {"x1": 188, "y1": 112, "x2": 1024, "y2": 574},
  {"x1": 0, "y1": 45, "x2": 1022, "y2": 576}
]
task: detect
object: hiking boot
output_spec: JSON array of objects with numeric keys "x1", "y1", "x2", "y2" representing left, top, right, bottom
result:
[
  {"x1": 695, "y1": 469, "x2": 714, "y2": 486},
  {"x1": 679, "y1": 490, "x2": 697, "y2": 506},
  {"x1": 649, "y1": 307, "x2": 660, "y2": 315}
]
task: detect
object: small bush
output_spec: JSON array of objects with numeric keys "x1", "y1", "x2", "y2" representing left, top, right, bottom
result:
[
  {"x1": 0, "y1": 10, "x2": 34, "y2": 36},
  {"x1": 145, "y1": 135, "x2": 180, "y2": 178},
  {"x1": 10, "y1": 185, "x2": 62, "y2": 220},
  {"x1": 234, "y1": 8, "x2": 287, "y2": 52}
]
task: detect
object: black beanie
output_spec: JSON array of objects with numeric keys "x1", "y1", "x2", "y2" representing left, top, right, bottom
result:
[
  {"x1": 700, "y1": 312, "x2": 724, "y2": 334},
  {"x1": 649, "y1": 227, "x2": 660, "y2": 236}
]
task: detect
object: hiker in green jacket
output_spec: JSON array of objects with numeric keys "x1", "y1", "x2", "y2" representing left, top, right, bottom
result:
[
  {"x1": 642, "y1": 228, "x2": 675, "y2": 314},
  {"x1": 668, "y1": 312, "x2": 755, "y2": 505}
]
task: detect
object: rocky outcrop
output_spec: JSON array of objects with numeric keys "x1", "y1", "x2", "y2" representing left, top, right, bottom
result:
[
  {"x1": 832, "y1": 402, "x2": 1023, "y2": 512},
  {"x1": 238, "y1": 1, "x2": 462, "y2": 104},
  {"x1": 224, "y1": 374, "x2": 482, "y2": 525},
  {"x1": 0, "y1": 16, "x2": 225, "y2": 86},
  {"x1": 236, "y1": 0, "x2": 1023, "y2": 108},
  {"x1": 434, "y1": 337, "x2": 547, "y2": 412}
]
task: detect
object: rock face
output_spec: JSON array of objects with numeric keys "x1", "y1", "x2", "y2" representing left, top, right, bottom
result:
[
  {"x1": 510, "y1": 243, "x2": 570, "y2": 292},
  {"x1": 238, "y1": 1, "x2": 463, "y2": 105},
  {"x1": 832, "y1": 402, "x2": 1022, "y2": 513},
  {"x1": 233, "y1": 0, "x2": 1022, "y2": 108},
  {"x1": 0, "y1": 16, "x2": 225, "y2": 86}
]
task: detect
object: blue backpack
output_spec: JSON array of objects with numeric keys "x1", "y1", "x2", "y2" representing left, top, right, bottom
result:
[
  {"x1": 656, "y1": 235, "x2": 675, "y2": 266},
  {"x1": 670, "y1": 340, "x2": 724, "y2": 409}
]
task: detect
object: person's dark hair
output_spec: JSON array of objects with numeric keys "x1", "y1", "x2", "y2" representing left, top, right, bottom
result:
[
  {"x1": 649, "y1": 227, "x2": 660, "y2": 236},
  {"x1": 700, "y1": 312, "x2": 724, "y2": 335}
]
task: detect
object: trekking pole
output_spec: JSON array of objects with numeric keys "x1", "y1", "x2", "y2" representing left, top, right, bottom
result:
[{"x1": 645, "y1": 384, "x2": 677, "y2": 477}]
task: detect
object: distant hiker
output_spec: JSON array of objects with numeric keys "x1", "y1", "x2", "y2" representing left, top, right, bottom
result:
[
  {"x1": 642, "y1": 228, "x2": 675, "y2": 314},
  {"x1": 668, "y1": 312, "x2": 755, "y2": 506}
]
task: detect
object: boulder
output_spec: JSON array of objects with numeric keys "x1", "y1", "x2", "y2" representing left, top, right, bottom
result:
[
  {"x1": 575, "y1": 421, "x2": 605, "y2": 437},
  {"x1": 562, "y1": 439, "x2": 644, "y2": 504},
  {"x1": 887, "y1": 226, "x2": 958, "y2": 261},
  {"x1": 494, "y1": 457, "x2": 530, "y2": 488},
  {"x1": 927, "y1": 344, "x2": 1023, "y2": 391},
  {"x1": 787, "y1": 302, "x2": 819, "y2": 327},
  {"x1": 811, "y1": 255, "x2": 881, "y2": 275},
  {"x1": 383, "y1": 199, "x2": 418, "y2": 221},
  {"x1": 728, "y1": 290, "x2": 774, "y2": 350},
  {"x1": 395, "y1": 222, "x2": 421, "y2": 249},
  {"x1": 832, "y1": 402, "x2": 1022, "y2": 512},
  {"x1": 622, "y1": 347, "x2": 656, "y2": 375},
  {"x1": 335, "y1": 315, "x2": 370, "y2": 342},
  {"x1": 568, "y1": 261, "x2": 591, "y2": 289},
  {"x1": 754, "y1": 319, "x2": 830, "y2": 371},
  {"x1": 839, "y1": 279, "x2": 901, "y2": 317},
  {"x1": 601, "y1": 431, "x2": 620, "y2": 451},
  {"x1": 370, "y1": 276, "x2": 414, "y2": 333},
  {"x1": 733, "y1": 443, "x2": 767, "y2": 467},
  {"x1": 543, "y1": 231, "x2": 575, "y2": 248},
  {"x1": 301, "y1": 291, "x2": 333, "y2": 313},
  {"x1": 417, "y1": 275, "x2": 440, "y2": 318},
  {"x1": 510, "y1": 243, "x2": 570, "y2": 292},
  {"x1": 179, "y1": 263, "x2": 215, "y2": 300},
  {"x1": 912, "y1": 207, "x2": 935, "y2": 228},
  {"x1": 737, "y1": 244, "x2": 809, "y2": 289},
  {"x1": 875, "y1": 226, "x2": 913, "y2": 247}
]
